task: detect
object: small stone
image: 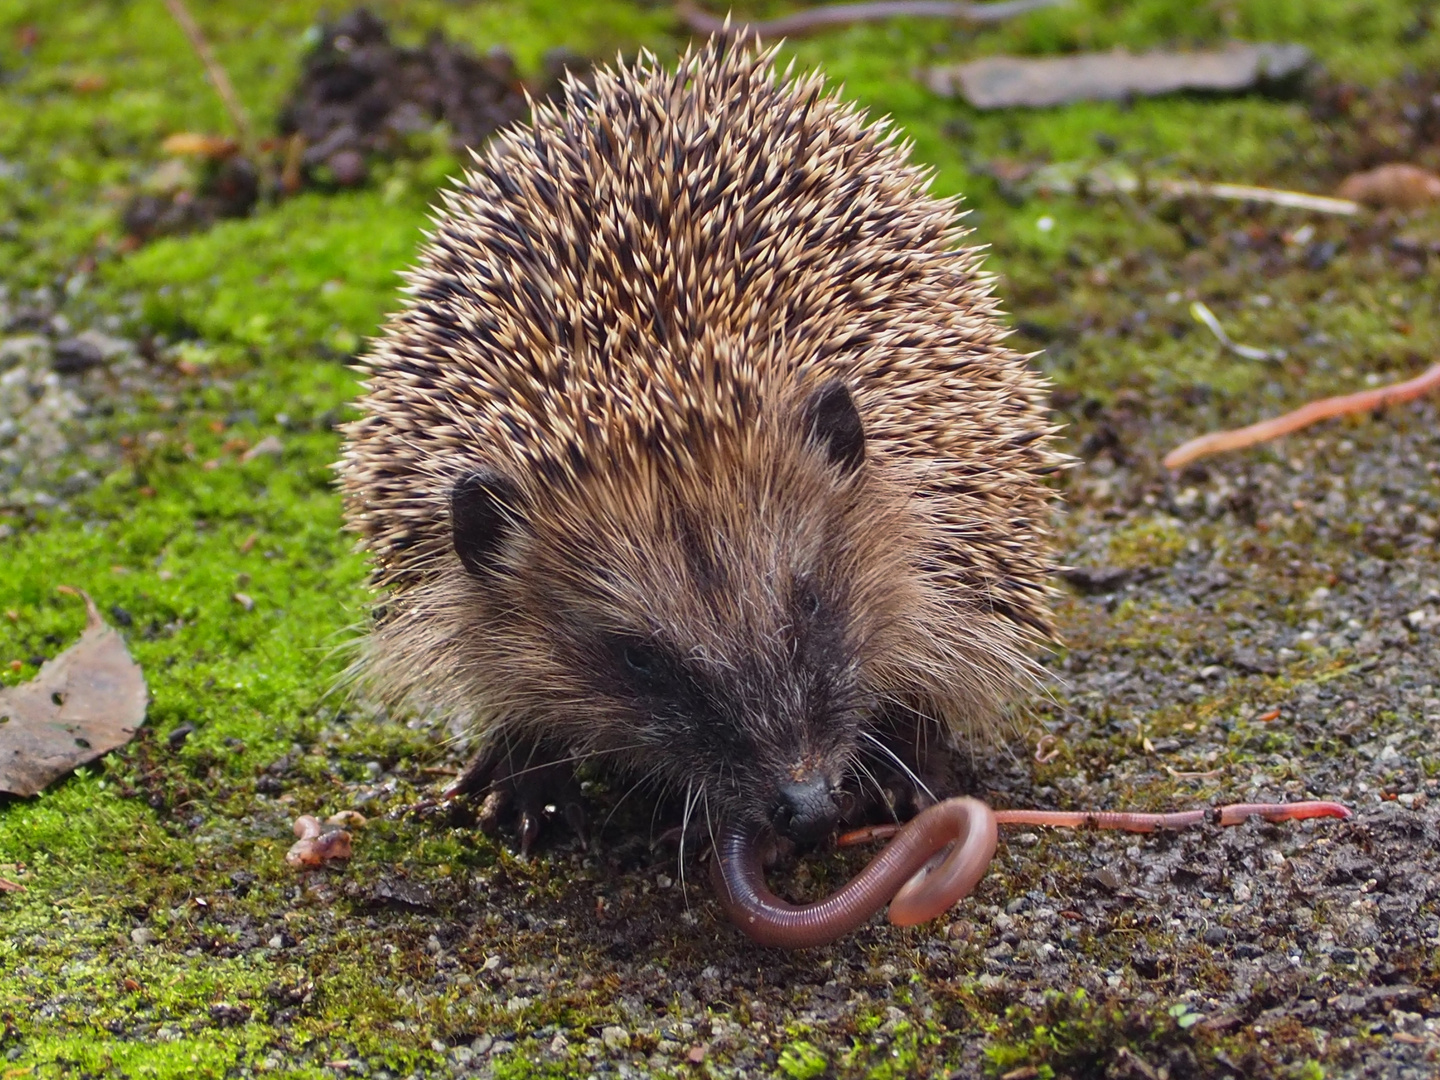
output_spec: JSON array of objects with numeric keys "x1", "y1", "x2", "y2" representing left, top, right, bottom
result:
[
  {"x1": 52, "y1": 336, "x2": 103, "y2": 374},
  {"x1": 1203, "y1": 926, "x2": 1229, "y2": 946},
  {"x1": 130, "y1": 927, "x2": 156, "y2": 947},
  {"x1": 240, "y1": 434, "x2": 284, "y2": 463},
  {"x1": 327, "y1": 149, "x2": 367, "y2": 186},
  {"x1": 549, "y1": 1034, "x2": 569, "y2": 1054},
  {"x1": 470, "y1": 1035, "x2": 493, "y2": 1055},
  {"x1": 602, "y1": 1025, "x2": 631, "y2": 1052},
  {"x1": 482, "y1": 955, "x2": 503, "y2": 971},
  {"x1": 1378, "y1": 744, "x2": 1402, "y2": 764},
  {"x1": 1090, "y1": 867, "x2": 1122, "y2": 892}
]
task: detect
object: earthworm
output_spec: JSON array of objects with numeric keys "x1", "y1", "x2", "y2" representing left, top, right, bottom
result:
[
  {"x1": 285, "y1": 813, "x2": 354, "y2": 868},
  {"x1": 1163, "y1": 363, "x2": 1440, "y2": 470},
  {"x1": 714, "y1": 798, "x2": 1350, "y2": 948},
  {"x1": 710, "y1": 797, "x2": 997, "y2": 949}
]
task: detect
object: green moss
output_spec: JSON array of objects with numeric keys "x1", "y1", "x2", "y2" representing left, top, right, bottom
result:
[
  {"x1": 1108, "y1": 518, "x2": 1188, "y2": 569},
  {"x1": 778, "y1": 1039, "x2": 829, "y2": 1079}
]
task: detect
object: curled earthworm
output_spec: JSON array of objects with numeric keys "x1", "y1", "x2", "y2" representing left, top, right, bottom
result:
[
  {"x1": 285, "y1": 814, "x2": 354, "y2": 868},
  {"x1": 1034, "y1": 733, "x2": 1061, "y2": 764},
  {"x1": 711, "y1": 797, "x2": 997, "y2": 949},
  {"x1": 713, "y1": 798, "x2": 1350, "y2": 948}
]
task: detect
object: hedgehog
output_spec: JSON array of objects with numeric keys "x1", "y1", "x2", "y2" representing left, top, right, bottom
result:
[{"x1": 337, "y1": 38, "x2": 1060, "y2": 861}]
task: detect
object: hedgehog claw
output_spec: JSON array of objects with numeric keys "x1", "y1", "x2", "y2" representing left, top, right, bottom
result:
[
  {"x1": 461, "y1": 741, "x2": 588, "y2": 854},
  {"x1": 517, "y1": 810, "x2": 542, "y2": 858}
]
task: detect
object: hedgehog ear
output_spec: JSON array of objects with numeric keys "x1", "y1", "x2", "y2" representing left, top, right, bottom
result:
[
  {"x1": 452, "y1": 469, "x2": 524, "y2": 579},
  {"x1": 802, "y1": 379, "x2": 865, "y2": 475}
]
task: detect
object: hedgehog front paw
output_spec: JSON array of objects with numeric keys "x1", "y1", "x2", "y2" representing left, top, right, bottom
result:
[{"x1": 451, "y1": 742, "x2": 587, "y2": 857}]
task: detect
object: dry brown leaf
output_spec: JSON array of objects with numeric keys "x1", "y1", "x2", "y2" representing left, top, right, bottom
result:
[
  {"x1": 0, "y1": 588, "x2": 147, "y2": 797},
  {"x1": 160, "y1": 132, "x2": 239, "y2": 158},
  {"x1": 1336, "y1": 163, "x2": 1440, "y2": 209}
]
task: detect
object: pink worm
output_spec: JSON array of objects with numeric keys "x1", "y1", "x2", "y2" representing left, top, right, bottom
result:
[{"x1": 712, "y1": 798, "x2": 1351, "y2": 949}]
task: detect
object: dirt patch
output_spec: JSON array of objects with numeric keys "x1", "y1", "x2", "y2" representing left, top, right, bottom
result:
[
  {"x1": 276, "y1": 7, "x2": 557, "y2": 189},
  {"x1": 1310, "y1": 70, "x2": 1440, "y2": 185},
  {"x1": 123, "y1": 7, "x2": 589, "y2": 244}
]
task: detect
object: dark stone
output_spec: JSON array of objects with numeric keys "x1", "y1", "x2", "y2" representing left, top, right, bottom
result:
[
  {"x1": 1131, "y1": 954, "x2": 1162, "y2": 978},
  {"x1": 367, "y1": 878, "x2": 437, "y2": 911},
  {"x1": 1062, "y1": 565, "x2": 1133, "y2": 594},
  {"x1": 52, "y1": 337, "x2": 103, "y2": 374}
]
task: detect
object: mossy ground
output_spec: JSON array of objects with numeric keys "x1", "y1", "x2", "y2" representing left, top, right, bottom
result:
[{"x1": 2, "y1": 1, "x2": 1439, "y2": 1077}]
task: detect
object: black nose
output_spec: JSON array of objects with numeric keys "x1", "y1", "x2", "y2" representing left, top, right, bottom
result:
[{"x1": 771, "y1": 777, "x2": 840, "y2": 843}]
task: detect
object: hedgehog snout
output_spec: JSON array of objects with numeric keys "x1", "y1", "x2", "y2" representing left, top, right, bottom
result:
[{"x1": 770, "y1": 774, "x2": 841, "y2": 844}]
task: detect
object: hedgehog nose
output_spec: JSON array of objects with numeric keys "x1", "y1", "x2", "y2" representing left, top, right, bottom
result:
[{"x1": 772, "y1": 777, "x2": 840, "y2": 844}]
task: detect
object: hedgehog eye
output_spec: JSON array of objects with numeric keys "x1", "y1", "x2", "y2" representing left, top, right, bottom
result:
[
  {"x1": 610, "y1": 636, "x2": 677, "y2": 695},
  {"x1": 623, "y1": 644, "x2": 660, "y2": 677},
  {"x1": 798, "y1": 582, "x2": 822, "y2": 618}
]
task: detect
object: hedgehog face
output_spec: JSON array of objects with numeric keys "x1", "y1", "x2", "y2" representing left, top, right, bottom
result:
[{"x1": 450, "y1": 381, "x2": 913, "y2": 841}]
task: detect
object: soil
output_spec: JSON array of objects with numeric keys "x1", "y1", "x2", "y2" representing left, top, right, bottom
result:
[{"x1": 121, "y1": 7, "x2": 587, "y2": 245}]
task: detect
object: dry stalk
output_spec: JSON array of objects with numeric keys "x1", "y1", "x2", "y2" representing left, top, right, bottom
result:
[{"x1": 162, "y1": 0, "x2": 258, "y2": 165}]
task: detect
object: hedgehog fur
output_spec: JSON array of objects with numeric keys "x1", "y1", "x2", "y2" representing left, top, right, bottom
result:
[{"x1": 337, "y1": 38, "x2": 1061, "y2": 838}]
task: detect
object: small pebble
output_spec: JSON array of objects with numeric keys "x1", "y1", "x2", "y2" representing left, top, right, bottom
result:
[{"x1": 602, "y1": 1025, "x2": 631, "y2": 1052}]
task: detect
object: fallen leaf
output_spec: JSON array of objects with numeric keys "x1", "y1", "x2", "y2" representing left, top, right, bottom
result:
[
  {"x1": 1336, "y1": 163, "x2": 1440, "y2": 210},
  {"x1": 928, "y1": 43, "x2": 1311, "y2": 109},
  {"x1": 160, "y1": 132, "x2": 239, "y2": 158},
  {"x1": 0, "y1": 878, "x2": 24, "y2": 892},
  {"x1": 0, "y1": 588, "x2": 147, "y2": 797}
]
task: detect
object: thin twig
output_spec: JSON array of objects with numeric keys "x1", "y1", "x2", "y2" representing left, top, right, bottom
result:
[
  {"x1": 1190, "y1": 300, "x2": 1284, "y2": 363},
  {"x1": 1158, "y1": 179, "x2": 1360, "y2": 216},
  {"x1": 162, "y1": 0, "x2": 257, "y2": 164},
  {"x1": 1025, "y1": 166, "x2": 1362, "y2": 216},
  {"x1": 1164, "y1": 363, "x2": 1440, "y2": 470},
  {"x1": 676, "y1": 0, "x2": 1065, "y2": 38}
]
